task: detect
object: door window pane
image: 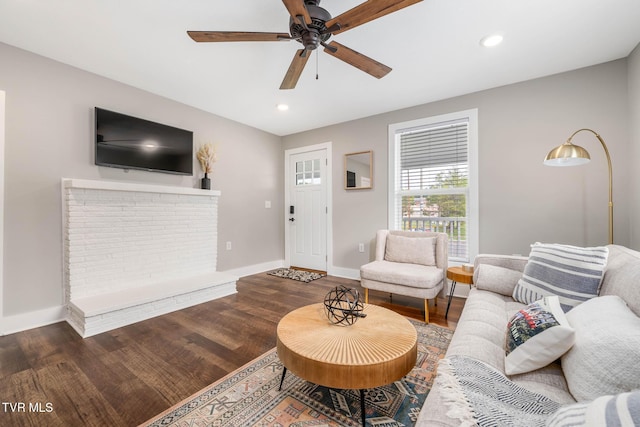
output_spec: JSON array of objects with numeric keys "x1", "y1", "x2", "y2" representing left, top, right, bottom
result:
[{"x1": 295, "y1": 158, "x2": 322, "y2": 186}]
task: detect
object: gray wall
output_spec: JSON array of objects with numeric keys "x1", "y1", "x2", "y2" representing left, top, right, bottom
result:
[
  {"x1": 283, "y1": 58, "x2": 635, "y2": 272},
  {"x1": 629, "y1": 44, "x2": 640, "y2": 246},
  {"x1": 2, "y1": 39, "x2": 638, "y2": 331},
  {"x1": 0, "y1": 42, "x2": 284, "y2": 320}
]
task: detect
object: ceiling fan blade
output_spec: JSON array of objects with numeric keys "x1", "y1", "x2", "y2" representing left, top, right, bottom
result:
[
  {"x1": 323, "y1": 41, "x2": 391, "y2": 79},
  {"x1": 280, "y1": 49, "x2": 311, "y2": 90},
  {"x1": 187, "y1": 31, "x2": 291, "y2": 42},
  {"x1": 281, "y1": 0, "x2": 312, "y2": 26},
  {"x1": 326, "y1": 0, "x2": 422, "y2": 35}
]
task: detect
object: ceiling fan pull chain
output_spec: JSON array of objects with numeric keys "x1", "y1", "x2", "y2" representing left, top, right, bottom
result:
[{"x1": 316, "y1": 48, "x2": 319, "y2": 80}]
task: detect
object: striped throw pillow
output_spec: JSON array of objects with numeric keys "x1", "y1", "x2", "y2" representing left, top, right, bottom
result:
[
  {"x1": 546, "y1": 390, "x2": 640, "y2": 427},
  {"x1": 512, "y1": 243, "x2": 608, "y2": 311}
]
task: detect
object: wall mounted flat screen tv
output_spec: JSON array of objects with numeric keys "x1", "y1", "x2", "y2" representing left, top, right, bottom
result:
[{"x1": 95, "y1": 107, "x2": 193, "y2": 175}]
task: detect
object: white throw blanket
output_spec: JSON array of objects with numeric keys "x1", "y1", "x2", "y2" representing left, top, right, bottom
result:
[{"x1": 436, "y1": 355, "x2": 561, "y2": 427}]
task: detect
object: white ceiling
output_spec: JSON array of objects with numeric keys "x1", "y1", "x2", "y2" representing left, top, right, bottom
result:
[{"x1": 1, "y1": 0, "x2": 639, "y2": 136}]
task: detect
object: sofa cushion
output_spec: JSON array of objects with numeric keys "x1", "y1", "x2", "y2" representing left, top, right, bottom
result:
[
  {"x1": 384, "y1": 234, "x2": 436, "y2": 266},
  {"x1": 445, "y1": 288, "x2": 524, "y2": 370},
  {"x1": 476, "y1": 264, "x2": 523, "y2": 296},
  {"x1": 509, "y1": 362, "x2": 576, "y2": 405},
  {"x1": 360, "y1": 260, "x2": 443, "y2": 289},
  {"x1": 599, "y1": 245, "x2": 640, "y2": 317},
  {"x1": 546, "y1": 390, "x2": 640, "y2": 427},
  {"x1": 561, "y1": 295, "x2": 640, "y2": 402},
  {"x1": 513, "y1": 243, "x2": 608, "y2": 311},
  {"x1": 505, "y1": 296, "x2": 575, "y2": 375}
]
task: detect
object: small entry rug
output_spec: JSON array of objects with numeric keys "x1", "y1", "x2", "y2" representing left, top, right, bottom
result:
[
  {"x1": 142, "y1": 320, "x2": 453, "y2": 427},
  {"x1": 267, "y1": 268, "x2": 325, "y2": 283}
]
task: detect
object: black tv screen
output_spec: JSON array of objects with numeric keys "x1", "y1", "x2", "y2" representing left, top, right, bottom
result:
[{"x1": 95, "y1": 107, "x2": 193, "y2": 175}]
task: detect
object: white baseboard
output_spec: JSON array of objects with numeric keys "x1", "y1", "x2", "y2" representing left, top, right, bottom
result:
[
  {"x1": 1, "y1": 305, "x2": 66, "y2": 336},
  {"x1": 329, "y1": 266, "x2": 360, "y2": 280},
  {"x1": 223, "y1": 260, "x2": 285, "y2": 278}
]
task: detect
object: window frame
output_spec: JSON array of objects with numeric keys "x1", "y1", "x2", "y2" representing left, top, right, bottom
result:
[{"x1": 387, "y1": 109, "x2": 479, "y2": 264}]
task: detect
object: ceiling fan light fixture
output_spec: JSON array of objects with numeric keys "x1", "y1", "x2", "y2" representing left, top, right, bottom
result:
[
  {"x1": 188, "y1": 0, "x2": 424, "y2": 89},
  {"x1": 480, "y1": 33, "x2": 503, "y2": 47},
  {"x1": 277, "y1": 103, "x2": 290, "y2": 111}
]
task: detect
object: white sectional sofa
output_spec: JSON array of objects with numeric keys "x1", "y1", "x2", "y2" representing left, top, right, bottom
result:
[{"x1": 418, "y1": 244, "x2": 640, "y2": 426}]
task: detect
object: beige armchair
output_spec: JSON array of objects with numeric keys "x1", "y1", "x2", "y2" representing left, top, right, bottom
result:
[{"x1": 360, "y1": 230, "x2": 448, "y2": 323}]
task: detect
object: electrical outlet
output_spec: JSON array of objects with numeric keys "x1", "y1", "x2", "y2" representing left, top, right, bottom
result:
[
  {"x1": 265, "y1": 200, "x2": 271, "y2": 209},
  {"x1": 226, "y1": 241, "x2": 232, "y2": 251},
  {"x1": 358, "y1": 243, "x2": 365, "y2": 253}
]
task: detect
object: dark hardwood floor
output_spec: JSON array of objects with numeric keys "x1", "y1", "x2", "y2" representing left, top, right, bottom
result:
[{"x1": 0, "y1": 272, "x2": 466, "y2": 427}]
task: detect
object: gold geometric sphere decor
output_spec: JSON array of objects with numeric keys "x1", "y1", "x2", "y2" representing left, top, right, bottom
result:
[{"x1": 323, "y1": 285, "x2": 366, "y2": 326}]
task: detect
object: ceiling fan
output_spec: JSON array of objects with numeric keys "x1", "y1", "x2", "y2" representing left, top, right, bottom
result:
[{"x1": 187, "y1": 0, "x2": 423, "y2": 90}]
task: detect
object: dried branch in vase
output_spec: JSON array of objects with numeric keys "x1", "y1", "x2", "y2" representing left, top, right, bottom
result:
[{"x1": 196, "y1": 143, "x2": 217, "y2": 174}]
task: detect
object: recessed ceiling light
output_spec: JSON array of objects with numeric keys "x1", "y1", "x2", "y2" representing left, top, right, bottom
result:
[
  {"x1": 480, "y1": 34, "x2": 503, "y2": 47},
  {"x1": 276, "y1": 103, "x2": 289, "y2": 111}
]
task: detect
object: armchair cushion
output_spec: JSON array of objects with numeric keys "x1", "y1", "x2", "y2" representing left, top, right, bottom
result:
[
  {"x1": 360, "y1": 260, "x2": 443, "y2": 289},
  {"x1": 384, "y1": 234, "x2": 436, "y2": 266}
]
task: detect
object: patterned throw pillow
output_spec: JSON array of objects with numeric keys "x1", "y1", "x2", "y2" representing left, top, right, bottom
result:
[
  {"x1": 505, "y1": 296, "x2": 575, "y2": 375},
  {"x1": 546, "y1": 390, "x2": 640, "y2": 427},
  {"x1": 512, "y1": 243, "x2": 608, "y2": 311}
]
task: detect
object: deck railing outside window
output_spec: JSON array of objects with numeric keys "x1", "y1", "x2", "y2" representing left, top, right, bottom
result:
[{"x1": 401, "y1": 216, "x2": 467, "y2": 261}]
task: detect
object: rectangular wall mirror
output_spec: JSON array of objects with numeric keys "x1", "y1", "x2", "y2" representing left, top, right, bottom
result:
[{"x1": 344, "y1": 150, "x2": 373, "y2": 190}]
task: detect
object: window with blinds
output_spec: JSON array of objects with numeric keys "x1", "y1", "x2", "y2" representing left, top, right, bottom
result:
[{"x1": 389, "y1": 111, "x2": 477, "y2": 263}]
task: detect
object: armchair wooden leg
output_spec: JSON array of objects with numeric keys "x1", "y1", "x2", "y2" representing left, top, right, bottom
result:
[
  {"x1": 364, "y1": 288, "x2": 369, "y2": 304},
  {"x1": 424, "y1": 299, "x2": 430, "y2": 323}
]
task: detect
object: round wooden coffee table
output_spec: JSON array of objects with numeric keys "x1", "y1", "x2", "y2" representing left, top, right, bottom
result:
[{"x1": 276, "y1": 302, "x2": 418, "y2": 426}]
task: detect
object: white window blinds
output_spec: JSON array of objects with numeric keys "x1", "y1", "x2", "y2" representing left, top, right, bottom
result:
[
  {"x1": 400, "y1": 121, "x2": 468, "y2": 191},
  {"x1": 390, "y1": 114, "x2": 473, "y2": 262}
]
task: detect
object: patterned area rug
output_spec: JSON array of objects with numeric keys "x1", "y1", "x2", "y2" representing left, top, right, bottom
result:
[
  {"x1": 143, "y1": 320, "x2": 453, "y2": 427},
  {"x1": 267, "y1": 268, "x2": 325, "y2": 283}
]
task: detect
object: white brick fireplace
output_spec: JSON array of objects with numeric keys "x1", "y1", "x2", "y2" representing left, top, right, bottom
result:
[{"x1": 62, "y1": 178, "x2": 237, "y2": 337}]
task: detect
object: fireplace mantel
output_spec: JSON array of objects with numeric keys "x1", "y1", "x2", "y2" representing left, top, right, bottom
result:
[
  {"x1": 61, "y1": 178, "x2": 235, "y2": 337},
  {"x1": 63, "y1": 178, "x2": 221, "y2": 197}
]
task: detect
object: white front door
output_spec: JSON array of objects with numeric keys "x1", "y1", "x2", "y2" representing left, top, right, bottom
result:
[{"x1": 288, "y1": 148, "x2": 327, "y2": 271}]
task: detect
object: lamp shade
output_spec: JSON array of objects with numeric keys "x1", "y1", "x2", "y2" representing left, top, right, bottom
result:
[{"x1": 543, "y1": 142, "x2": 591, "y2": 166}]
